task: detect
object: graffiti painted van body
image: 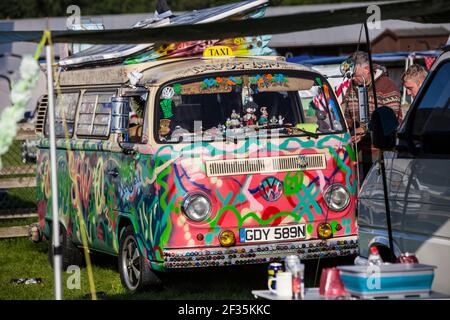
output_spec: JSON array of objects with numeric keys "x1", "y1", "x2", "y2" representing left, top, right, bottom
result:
[{"x1": 37, "y1": 55, "x2": 358, "y2": 290}]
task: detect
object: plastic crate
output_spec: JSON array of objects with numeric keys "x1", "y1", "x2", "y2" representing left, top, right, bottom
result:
[{"x1": 337, "y1": 264, "x2": 436, "y2": 299}]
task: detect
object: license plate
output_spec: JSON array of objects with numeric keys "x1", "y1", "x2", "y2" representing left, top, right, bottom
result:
[{"x1": 239, "y1": 224, "x2": 306, "y2": 243}]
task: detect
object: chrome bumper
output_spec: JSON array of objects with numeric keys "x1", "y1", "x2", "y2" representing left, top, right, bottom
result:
[{"x1": 163, "y1": 236, "x2": 358, "y2": 269}]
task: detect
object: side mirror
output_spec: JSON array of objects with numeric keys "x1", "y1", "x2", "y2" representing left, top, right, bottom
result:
[
  {"x1": 369, "y1": 106, "x2": 398, "y2": 151},
  {"x1": 111, "y1": 96, "x2": 137, "y2": 154},
  {"x1": 111, "y1": 96, "x2": 130, "y2": 134}
]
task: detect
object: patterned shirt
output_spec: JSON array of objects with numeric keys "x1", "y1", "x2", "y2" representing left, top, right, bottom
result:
[{"x1": 343, "y1": 66, "x2": 402, "y2": 132}]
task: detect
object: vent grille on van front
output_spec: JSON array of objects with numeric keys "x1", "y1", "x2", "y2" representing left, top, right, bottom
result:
[
  {"x1": 35, "y1": 95, "x2": 48, "y2": 134},
  {"x1": 205, "y1": 154, "x2": 326, "y2": 177}
]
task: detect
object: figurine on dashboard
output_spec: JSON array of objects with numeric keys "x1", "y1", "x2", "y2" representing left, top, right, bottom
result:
[
  {"x1": 243, "y1": 102, "x2": 258, "y2": 127},
  {"x1": 269, "y1": 116, "x2": 278, "y2": 126},
  {"x1": 258, "y1": 107, "x2": 269, "y2": 127},
  {"x1": 229, "y1": 109, "x2": 242, "y2": 128}
]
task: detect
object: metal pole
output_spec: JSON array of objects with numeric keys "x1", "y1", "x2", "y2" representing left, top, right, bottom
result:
[
  {"x1": 379, "y1": 154, "x2": 395, "y2": 261},
  {"x1": 364, "y1": 22, "x2": 395, "y2": 261},
  {"x1": 364, "y1": 23, "x2": 378, "y2": 111},
  {"x1": 46, "y1": 43, "x2": 63, "y2": 300}
]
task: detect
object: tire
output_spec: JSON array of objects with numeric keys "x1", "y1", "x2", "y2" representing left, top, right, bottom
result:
[
  {"x1": 48, "y1": 224, "x2": 85, "y2": 270},
  {"x1": 118, "y1": 225, "x2": 161, "y2": 292}
]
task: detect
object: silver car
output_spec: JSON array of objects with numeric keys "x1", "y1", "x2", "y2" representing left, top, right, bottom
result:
[{"x1": 358, "y1": 46, "x2": 450, "y2": 295}]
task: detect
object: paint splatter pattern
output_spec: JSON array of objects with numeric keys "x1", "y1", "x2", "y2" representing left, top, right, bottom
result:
[{"x1": 37, "y1": 133, "x2": 358, "y2": 270}]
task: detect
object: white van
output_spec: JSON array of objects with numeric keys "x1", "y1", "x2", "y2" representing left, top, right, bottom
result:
[{"x1": 358, "y1": 45, "x2": 450, "y2": 295}]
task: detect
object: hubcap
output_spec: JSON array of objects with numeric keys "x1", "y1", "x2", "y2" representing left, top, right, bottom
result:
[{"x1": 121, "y1": 236, "x2": 141, "y2": 290}]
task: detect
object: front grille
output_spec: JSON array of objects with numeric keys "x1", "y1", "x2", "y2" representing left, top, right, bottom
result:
[{"x1": 206, "y1": 154, "x2": 326, "y2": 177}]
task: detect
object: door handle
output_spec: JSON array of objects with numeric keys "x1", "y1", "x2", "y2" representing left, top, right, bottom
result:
[{"x1": 108, "y1": 168, "x2": 119, "y2": 178}]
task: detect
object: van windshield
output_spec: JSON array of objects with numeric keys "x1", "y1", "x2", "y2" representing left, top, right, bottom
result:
[{"x1": 155, "y1": 72, "x2": 345, "y2": 143}]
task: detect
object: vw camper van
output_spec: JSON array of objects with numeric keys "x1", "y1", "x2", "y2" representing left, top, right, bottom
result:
[{"x1": 37, "y1": 50, "x2": 358, "y2": 291}]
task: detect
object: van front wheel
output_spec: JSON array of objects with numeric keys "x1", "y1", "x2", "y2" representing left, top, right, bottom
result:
[{"x1": 118, "y1": 225, "x2": 160, "y2": 292}]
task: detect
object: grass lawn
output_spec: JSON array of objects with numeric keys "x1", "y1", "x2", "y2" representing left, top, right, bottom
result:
[
  {"x1": 0, "y1": 234, "x2": 353, "y2": 300},
  {"x1": 0, "y1": 237, "x2": 128, "y2": 300},
  {"x1": 0, "y1": 237, "x2": 265, "y2": 300}
]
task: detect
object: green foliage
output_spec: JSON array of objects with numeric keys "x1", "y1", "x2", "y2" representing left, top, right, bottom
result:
[{"x1": 1, "y1": 0, "x2": 370, "y2": 19}]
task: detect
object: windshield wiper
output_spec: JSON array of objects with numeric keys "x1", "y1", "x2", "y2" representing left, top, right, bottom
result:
[
  {"x1": 286, "y1": 125, "x2": 319, "y2": 139},
  {"x1": 296, "y1": 128, "x2": 319, "y2": 139}
]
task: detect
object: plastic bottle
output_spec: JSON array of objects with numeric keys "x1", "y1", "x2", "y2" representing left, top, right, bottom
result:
[
  {"x1": 285, "y1": 255, "x2": 305, "y2": 299},
  {"x1": 367, "y1": 246, "x2": 383, "y2": 266},
  {"x1": 291, "y1": 264, "x2": 305, "y2": 300},
  {"x1": 285, "y1": 255, "x2": 301, "y2": 272}
]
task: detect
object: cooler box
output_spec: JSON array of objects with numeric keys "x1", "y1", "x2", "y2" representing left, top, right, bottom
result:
[{"x1": 337, "y1": 264, "x2": 436, "y2": 299}]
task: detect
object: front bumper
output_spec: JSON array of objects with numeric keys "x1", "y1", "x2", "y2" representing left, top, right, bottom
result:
[{"x1": 163, "y1": 235, "x2": 358, "y2": 269}]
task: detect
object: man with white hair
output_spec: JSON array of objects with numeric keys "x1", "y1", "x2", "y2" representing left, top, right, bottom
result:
[{"x1": 342, "y1": 51, "x2": 402, "y2": 180}]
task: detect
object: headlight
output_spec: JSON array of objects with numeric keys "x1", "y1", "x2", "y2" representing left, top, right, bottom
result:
[
  {"x1": 324, "y1": 184, "x2": 350, "y2": 212},
  {"x1": 182, "y1": 193, "x2": 212, "y2": 222}
]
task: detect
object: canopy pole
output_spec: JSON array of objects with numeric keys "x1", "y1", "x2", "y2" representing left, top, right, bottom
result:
[
  {"x1": 364, "y1": 22, "x2": 395, "y2": 261},
  {"x1": 46, "y1": 41, "x2": 63, "y2": 300}
]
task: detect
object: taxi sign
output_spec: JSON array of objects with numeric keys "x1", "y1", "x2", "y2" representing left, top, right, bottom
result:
[{"x1": 203, "y1": 46, "x2": 234, "y2": 58}]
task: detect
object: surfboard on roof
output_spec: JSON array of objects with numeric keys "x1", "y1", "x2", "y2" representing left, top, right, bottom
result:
[{"x1": 59, "y1": 0, "x2": 270, "y2": 68}]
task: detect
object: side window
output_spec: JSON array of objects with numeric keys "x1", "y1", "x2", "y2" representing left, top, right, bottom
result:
[
  {"x1": 409, "y1": 60, "x2": 450, "y2": 154},
  {"x1": 76, "y1": 92, "x2": 114, "y2": 138},
  {"x1": 45, "y1": 92, "x2": 79, "y2": 138},
  {"x1": 127, "y1": 93, "x2": 148, "y2": 143}
]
